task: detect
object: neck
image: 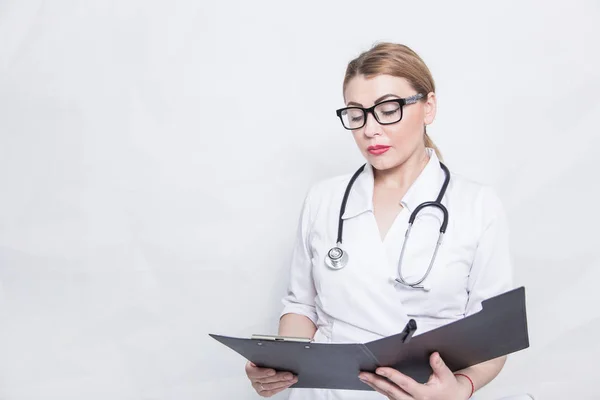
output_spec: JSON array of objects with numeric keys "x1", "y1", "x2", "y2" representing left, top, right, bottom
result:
[{"x1": 373, "y1": 147, "x2": 430, "y2": 190}]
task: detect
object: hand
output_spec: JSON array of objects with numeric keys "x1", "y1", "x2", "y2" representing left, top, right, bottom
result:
[
  {"x1": 245, "y1": 361, "x2": 298, "y2": 397},
  {"x1": 358, "y1": 352, "x2": 472, "y2": 400}
]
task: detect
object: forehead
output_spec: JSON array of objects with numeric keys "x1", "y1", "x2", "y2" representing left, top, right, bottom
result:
[{"x1": 344, "y1": 74, "x2": 414, "y2": 106}]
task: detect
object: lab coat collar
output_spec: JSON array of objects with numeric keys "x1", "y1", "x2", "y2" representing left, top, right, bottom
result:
[
  {"x1": 341, "y1": 148, "x2": 445, "y2": 219},
  {"x1": 400, "y1": 148, "x2": 446, "y2": 213}
]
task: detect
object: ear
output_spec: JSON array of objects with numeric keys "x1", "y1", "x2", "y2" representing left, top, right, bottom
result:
[{"x1": 423, "y1": 92, "x2": 437, "y2": 126}]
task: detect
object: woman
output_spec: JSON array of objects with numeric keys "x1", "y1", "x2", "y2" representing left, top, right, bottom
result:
[{"x1": 245, "y1": 42, "x2": 513, "y2": 399}]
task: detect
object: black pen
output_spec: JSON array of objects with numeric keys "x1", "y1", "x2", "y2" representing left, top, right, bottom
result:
[{"x1": 400, "y1": 319, "x2": 417, "y2": 343}]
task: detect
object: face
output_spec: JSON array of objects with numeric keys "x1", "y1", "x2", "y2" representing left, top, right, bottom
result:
[{"x1": 342, "y1": 74, "x2": 436, "y2": 172}]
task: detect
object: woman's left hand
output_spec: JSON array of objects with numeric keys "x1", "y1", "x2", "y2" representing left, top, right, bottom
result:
[{"x1": 358, "y1": 352, "x2": 472, "y2": 400}]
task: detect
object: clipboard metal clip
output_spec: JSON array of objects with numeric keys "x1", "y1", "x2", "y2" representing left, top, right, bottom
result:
[{"x1": 251, "y1": 334, "x2": 314, "y2": 343}]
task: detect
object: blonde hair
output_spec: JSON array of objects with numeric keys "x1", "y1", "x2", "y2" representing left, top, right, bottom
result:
[{"x1": 342, "y1": 42, "x2": 443, "y2": 161}]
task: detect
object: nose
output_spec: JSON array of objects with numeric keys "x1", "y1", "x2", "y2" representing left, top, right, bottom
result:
[{"x1": 362, "y1": 111, "x2": 381, "y2": 138}]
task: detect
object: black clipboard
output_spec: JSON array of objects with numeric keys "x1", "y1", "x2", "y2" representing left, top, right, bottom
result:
[{"x1": 209, "y1": 287, "x2": 529, "y2": 390}]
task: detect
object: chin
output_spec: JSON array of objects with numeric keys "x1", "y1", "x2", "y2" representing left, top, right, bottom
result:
[{"x1": 368, "y1": 157, "x2": 398, "y2": 171}]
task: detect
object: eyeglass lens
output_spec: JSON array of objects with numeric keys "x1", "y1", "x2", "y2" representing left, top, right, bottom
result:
[{"x1": 339, "y1": 101, "x2": 402, "y2": 129}]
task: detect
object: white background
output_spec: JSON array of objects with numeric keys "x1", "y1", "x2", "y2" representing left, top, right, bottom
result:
[{"x1": 1, "y1": 1, "x2": 599, "y2": 399}]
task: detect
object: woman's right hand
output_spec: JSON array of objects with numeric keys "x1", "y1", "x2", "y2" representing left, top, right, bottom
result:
[{"x1": 245, "y1": 360, "x2": 298, "y2": 397}]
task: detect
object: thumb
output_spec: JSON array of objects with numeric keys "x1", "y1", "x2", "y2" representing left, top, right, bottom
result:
[{"x1": 430, "y1": 352, "x2": 453, "y2": 380}]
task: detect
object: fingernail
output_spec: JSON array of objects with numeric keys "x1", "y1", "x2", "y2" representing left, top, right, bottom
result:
[
  {"x1": 358, "y1": 374, "x2": 368, "y2": 382},
  {"x1": 376, "y1": 369, "x2": 388, "y2": 377},
  {"x1": 286, "y1": 374, "x2": 294, "y2": 380},
  {"x1": 267, "y1": 370, "x2": 276, "y2": 376}
]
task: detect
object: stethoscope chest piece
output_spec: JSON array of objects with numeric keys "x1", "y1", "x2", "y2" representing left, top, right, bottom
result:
[{"x1": 325, "y1": 245, "x2": 348, "y2": 270}]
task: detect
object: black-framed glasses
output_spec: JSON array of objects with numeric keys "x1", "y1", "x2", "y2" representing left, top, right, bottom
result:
[{"x1": 335, "y1": 93, "x2": 424, "y2": 130}]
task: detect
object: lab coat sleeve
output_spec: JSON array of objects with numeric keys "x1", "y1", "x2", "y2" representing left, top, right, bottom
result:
[
  {"x1": 279, "y1": 187, "x2": 318, "y2": 326},
  {"x1": 464, "y1": 186, "x2": 515, "y2": 317}
]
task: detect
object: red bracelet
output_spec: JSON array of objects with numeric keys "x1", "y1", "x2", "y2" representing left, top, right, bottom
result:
[{"x1": 454, "y1": 373, "x2": 474, "y2": 398}]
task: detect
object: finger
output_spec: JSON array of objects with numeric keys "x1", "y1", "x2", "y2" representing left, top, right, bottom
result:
[
  {"x1": 429, "y1": 352, "x2": 454, "y2": 381},
  {"x1": 257, "y1": 376, "x2": 298, "y2": 392},
  {"x1": 374, "y1": 368, "x2": 423, "y2": 399},
  {"x1": 254, "y1": 379, "x2": 296, "y2": 398},
  {"x1": 359, "y1": 372, "x2": 414, "y2": 400},
  {"x1": 260, "y1": 386, "x2": 290, "y2": 398},
  {"x1": 245, "y1": 362, "x2": 277, "y2": 379},
  {"x1": 359, "y1": 379, "x2": 389, "y2": 397},
  {"x1": 254, "y1": 371, "x2": 296, "y2": 384}
]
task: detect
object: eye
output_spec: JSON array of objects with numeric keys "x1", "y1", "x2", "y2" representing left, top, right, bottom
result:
[
  {"x1": 381, "y1": 109, "x2": 400, "y2": 116},
  {"x1": 346, "y1": 109, "x2": 364, "y2": 122},
  {"x1": 378, "y1": 104, "x2": 400, "y2": 113},
  {"x1": 376, "y1": 102, "x2": 401, "y2": 118}
]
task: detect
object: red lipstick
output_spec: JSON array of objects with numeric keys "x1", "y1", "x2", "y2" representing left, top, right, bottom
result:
[{"x1": 367, "y1": 145, "x2": 391, "y2": 155}]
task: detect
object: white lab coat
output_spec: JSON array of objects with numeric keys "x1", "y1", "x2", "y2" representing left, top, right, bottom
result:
[{"x1": 280, "y1": 147, "x2": 514, "y2": 400}]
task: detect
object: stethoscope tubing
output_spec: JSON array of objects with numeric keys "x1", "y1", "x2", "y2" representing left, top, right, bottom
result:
[{"x1": 327, "y1": 161, "x2": 450, "y2": 289}]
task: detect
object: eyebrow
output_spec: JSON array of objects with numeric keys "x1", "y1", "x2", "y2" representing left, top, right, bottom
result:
[{"x1": 346, "y1": 93, "x2": 400, "y2": 107}]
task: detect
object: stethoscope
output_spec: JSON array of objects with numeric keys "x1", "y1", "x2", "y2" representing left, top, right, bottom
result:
[{"x1": 324, "y1": 161, "x2": 450, "y2": 290}]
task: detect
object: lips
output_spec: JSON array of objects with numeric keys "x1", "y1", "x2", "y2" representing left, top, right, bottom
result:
[
  {"x1": 367, "y1": 145, "x2": 391, "y2": 155},
  {"x1": 367, "y1": 145, "x2": 390, "y2": 151}
]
